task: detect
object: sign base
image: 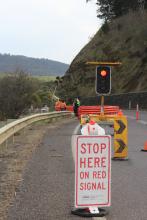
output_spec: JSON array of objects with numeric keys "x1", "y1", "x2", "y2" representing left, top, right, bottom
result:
[
  {"x1": 112, "y1": 157, "x2": 129, "y2": 161},
  {"x1": 71, "y1": 207, "x2": 108, "y2": 217}
]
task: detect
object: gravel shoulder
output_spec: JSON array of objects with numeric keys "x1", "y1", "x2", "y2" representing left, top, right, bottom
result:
[{"x1": 0, "y1": 119, "x2": 73, "y2": 220}]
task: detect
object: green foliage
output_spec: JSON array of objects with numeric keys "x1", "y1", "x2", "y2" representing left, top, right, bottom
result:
[
  {"x1": 0, "y1": 70, "x2": 56, "y2": 119},
  {"x1": 32, "y1": 75, "x2": 56, "y2": 82},
  {"x1": 88, "y1": 0, "x2": 147, "y2": 21},
  {"x1": 31, "y1": 93, "x2": 42, "y2": 108},
  {"x1": 0, "y1": 71, "x2": 39, "y2": 119},
  {"x1": 101, "y1": 21, "x2": 110, "y2": 34},
  {"x1": 36, "y1": 90, "x2": 49, "y2": 106}
]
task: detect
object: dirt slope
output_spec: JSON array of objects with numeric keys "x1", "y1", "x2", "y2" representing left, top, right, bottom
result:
[{"x1": 59, "y1": 11, "x2": 147, "y2": 98}]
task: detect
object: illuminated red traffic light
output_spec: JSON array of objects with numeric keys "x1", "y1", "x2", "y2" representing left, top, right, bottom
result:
[
  {"x1": 100, "y1": 70, "x2": 107, "y2": 77},
  {"x1": 96, "y1": 66, "x2": 111, "y2": 95}
]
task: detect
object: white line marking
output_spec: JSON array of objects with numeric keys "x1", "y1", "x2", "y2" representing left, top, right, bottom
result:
[
  {"x1": 138, "y1": 120, "x2": 147, "y2": 125},
  {"x1": 126, "y1": 115, "x2": 147, "y2": 125},
  {"x1": 126, "y1": 115, "x2": 135, "y2": 119}
]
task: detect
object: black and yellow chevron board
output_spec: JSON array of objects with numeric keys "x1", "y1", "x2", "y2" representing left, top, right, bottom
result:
[{"x1": 114, "y1": 116, "x2": 128, "y2": 159}]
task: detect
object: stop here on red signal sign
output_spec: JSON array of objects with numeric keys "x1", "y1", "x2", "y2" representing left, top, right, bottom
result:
[{"x1": 75, "y1": 135, "x2": 111, "y2": 208}]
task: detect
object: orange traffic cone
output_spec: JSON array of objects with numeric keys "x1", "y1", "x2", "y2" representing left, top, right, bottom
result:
[
  {"x1": 118, "y1": 109, "x2": 123, "y2": 116},
  {"x1": 141, "y1": 141, "x2": 147, "y2": 152}
]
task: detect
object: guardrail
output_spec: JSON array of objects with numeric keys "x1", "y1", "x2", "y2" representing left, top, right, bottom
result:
[{"x1": 0, "y1": 111, "x2": 73, "y2": 145}]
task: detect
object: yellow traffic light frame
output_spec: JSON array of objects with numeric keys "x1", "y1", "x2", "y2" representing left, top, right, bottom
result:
[
  {"x1": 86, "y1": 61, "x2": 122, "y2": 112},
  {"x1": 86, "y1": 61, "x2": 122, "y2": 66}
]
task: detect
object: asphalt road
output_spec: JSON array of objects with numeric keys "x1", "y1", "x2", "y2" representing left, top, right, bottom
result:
[
  {"x1": 7, "y1": 112, "x2": 147, "y2": 220},
  {"x1": 107, "y1": 110, "x2": 147, "y2": 220},
  {"x1": 7, "y1": 118, "x2": 87, "y2": 220}
]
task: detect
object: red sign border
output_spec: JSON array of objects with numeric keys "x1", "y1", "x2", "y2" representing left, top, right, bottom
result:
[{"x1": 75, "y1": 135, "x2": 111, "y2": 207}]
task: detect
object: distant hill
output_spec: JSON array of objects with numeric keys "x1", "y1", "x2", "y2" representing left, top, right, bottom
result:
[{"x1": 0, "y1": 54, "x2": 69, "y2": 76}]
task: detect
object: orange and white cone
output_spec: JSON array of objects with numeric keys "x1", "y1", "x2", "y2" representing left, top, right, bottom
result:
[
  {"x1": 141, "y1": 141, "x2": 147, "y2": 152},
  {"x1": 118, "y1": 109, "x2": 123, "y2": 116}
]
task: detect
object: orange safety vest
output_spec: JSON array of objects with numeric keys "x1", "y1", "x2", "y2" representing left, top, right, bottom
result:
[
  {"x1": 55, "y1": 101, "x2": 62, "y2": 111},
  {"x1": 60, "y1": 102, "x2": 66, "y2": 110}
]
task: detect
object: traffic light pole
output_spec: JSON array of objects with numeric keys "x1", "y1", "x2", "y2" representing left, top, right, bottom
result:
[{"x1": 100, "y1": 95, "x2": 104, "y2": 114}]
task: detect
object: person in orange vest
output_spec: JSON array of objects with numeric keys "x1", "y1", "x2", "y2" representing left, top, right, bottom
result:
[
  {"x1": 60, "y1": 99, "x2": 67, "y2": 111},
  {"x1": 55, "y1": 99, "x2": 62, "y2": 111}
]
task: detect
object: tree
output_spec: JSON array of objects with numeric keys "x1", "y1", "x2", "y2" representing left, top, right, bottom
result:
[
  {"x1": 87, "y1": 0, "x2": 147, "y2": 21},
  {"x1": 0, "y1": 71, "x2": 40, "y2": 119}
]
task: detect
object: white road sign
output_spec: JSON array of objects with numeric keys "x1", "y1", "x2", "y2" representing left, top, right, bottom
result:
[{"x1": 75, "y1": 135, "x2": 111, "y2": 207}]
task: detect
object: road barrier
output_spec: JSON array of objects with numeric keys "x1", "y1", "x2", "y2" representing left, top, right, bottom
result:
[
  {"x1": 136, "y1": 104, "x2": 139, "y2": 120},
  {"x1": 0, "y1": 111, "x2": 72, "y2": 145},
  {"x1": 78, "y1": 106, "x2": 120, "y2": 118},
  {"x1": 55, "y1": 105, "x2": 73, "y2": 112},
  {"x1": 66, "y1": 105, "x2": 73, "y2": 112}
]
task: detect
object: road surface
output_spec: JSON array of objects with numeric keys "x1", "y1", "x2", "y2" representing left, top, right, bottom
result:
[{"x1": 6, "y1": 111, "x2": 147, "y2": 219}]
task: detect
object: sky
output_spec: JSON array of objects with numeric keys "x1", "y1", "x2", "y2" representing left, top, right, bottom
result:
[{"x1": 0, "y1": 0, "x2": 102, "y2": 64}]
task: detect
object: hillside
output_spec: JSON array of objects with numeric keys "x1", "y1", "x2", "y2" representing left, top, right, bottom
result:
[
  {"x1": 0, "y1": 54, "x2": 69, "y2": 76},
  {"x1": 58, "y1": 11, "x2": 147, "y2": 98}
]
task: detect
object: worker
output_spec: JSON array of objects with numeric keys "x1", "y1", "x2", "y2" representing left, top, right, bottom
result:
[
  {"x1": 55, "y1": 99, "x2": 62, "y2": 111},
  {"x1": 60, "y1": 99, "x2": 67, "y2": 111},
  {"x1": 73, "y1": 97, "x2": 80, "y2": 117}
]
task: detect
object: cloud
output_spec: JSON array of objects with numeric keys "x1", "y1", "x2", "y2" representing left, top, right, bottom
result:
[{"x1": 0, "y1": 0, "x2": 101, "y2": 63}]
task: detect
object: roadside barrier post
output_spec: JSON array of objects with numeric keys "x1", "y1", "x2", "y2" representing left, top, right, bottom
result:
[
  {"x1": 136, "y1": 104, "x2": 139, "y2": 120},
  {"x1": 129, "y1": 101, "x2": 131, "y2": 110}
]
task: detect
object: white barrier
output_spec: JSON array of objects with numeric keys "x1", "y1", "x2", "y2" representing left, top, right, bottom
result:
[{"x1": 0, "y1": 111, "x2": 72, "y2": 145}]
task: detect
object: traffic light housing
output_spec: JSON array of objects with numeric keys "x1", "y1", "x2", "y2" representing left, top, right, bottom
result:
[{"x1": 96, "y1": 66, "x2": 111, "y2": 95}]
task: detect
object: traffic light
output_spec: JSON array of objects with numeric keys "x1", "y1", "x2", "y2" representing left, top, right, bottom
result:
[{"x1": 96, "y1": 66, "x2": 111, "y2": 95}]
